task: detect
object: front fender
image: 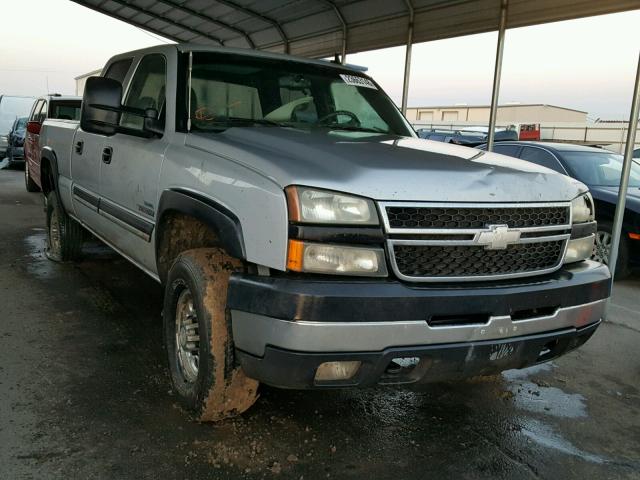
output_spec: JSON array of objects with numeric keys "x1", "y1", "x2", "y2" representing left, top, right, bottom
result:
[{"x1": 155, "y1": 189, "x2": 246, "y2": 261}]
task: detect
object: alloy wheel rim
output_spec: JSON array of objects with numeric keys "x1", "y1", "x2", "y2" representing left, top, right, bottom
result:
[
  {"x1": 591, "y1": 231, "x2": 612, "y2": 265},
  {"x1": 175, "y1": 288, "x2": 200, "y2": 383}
]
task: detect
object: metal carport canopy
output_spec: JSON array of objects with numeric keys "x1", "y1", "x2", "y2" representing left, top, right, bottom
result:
[{"x1": 70, "y1": 0, "x2": 639, "y2": 58}]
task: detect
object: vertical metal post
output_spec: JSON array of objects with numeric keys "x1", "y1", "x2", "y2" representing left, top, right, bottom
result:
[
  {"x1": 401, "y1": 0, "x2": 414, "y2": 115},
  {"x1": 187, "y1": 51, "x2": 193, "y2": 132},
  {"x1": 341, "y1": 38, "x2": 347, "y2": 64},
  {"x1": 487, "y1": 0, "x2": 508, "y2": 151},
  {"x1": 608, "y1": 52, "x2": 640, "y2": 280}
]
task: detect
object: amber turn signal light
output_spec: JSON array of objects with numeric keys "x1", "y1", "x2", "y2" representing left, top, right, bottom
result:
[{"x1": 287, "y1": 239, "x2": 305, "y2": 271}]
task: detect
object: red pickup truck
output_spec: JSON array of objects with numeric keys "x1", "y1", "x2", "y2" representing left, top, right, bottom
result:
[{"x1": 24, "y1": 94, "x2": 81, "y2": 192}]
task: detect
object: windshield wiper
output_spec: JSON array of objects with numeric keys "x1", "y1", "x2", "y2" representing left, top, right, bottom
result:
[{"x1": 316, "y1": 124, "x2": 389, "y2": 134}]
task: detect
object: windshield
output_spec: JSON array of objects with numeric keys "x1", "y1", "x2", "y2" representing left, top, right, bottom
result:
[
  {"x1": 15, "y1": 117, "x2": 27, "y2": 130},
  {"x1": 187, "y1": 52, "x2": 413, "y2": 136},
  {"x1": 0, "y1": 96, "x2": 34, "y2": 133},
  {"x1": 562, "y1": 151, "x2": 640, "y2": 187}
]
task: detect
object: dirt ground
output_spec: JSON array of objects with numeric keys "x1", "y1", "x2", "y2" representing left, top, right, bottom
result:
[{"x1": 1, "y1": 165, "x2": 639, "y2": 479}]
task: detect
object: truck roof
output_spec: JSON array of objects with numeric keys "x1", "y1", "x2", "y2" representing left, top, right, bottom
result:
[
  {"x1": 110, "y1": 43, "x2": 368, "y2": 74},
  {"x1": 43, "y1": 95, "x2": 82, "y2": 102}
]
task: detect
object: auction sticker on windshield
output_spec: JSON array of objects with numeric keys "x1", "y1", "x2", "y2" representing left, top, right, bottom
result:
[{"x1": 340, "y1": 74, "x2": 377, "y2": 89}]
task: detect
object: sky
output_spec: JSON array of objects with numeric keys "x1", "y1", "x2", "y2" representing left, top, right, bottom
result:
[{"x1": 1, "y1": 0, "x2": 639, "y2": 120}]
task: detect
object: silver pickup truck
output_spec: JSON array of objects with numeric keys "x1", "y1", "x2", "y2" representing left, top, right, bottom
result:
[{"x1": 39, "y1": 44, "x2": 610, "y2": 421}]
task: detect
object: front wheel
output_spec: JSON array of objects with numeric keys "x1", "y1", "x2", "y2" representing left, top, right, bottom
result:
[
  {"x1": 591, "y1": 222, "x2": 630, "y2": 279},
  {"x1": 163, "y1": 248, "x2": 259, "y2": 421}
]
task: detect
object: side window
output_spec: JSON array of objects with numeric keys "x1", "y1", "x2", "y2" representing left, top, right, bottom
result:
[
  {"x1": 29, "y1": 100, "x2": 43, "y2": 121},
  {"x1": 492, "y1": 144, "x2": 520, "y2": 157},
  {"x1": 104, "y1": 58, "x2": 133, "y2": 85},
  {"x1": 121, "y1": 54, "x2": 166, "y2": 131},
  {"x1": 520, "y1": 147, "x2": 566, "y2": 173},
  {"x1": 36, "y1": 101, "x2": 48, "y2": 123}
]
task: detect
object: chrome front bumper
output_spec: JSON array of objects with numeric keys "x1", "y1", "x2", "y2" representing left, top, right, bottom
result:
[{"x1": 232, "y1": 299, "x2": 607, "y2": 357}]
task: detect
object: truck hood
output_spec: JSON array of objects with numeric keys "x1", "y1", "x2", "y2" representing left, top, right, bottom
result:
[{"x1": 187, "y1": 128, "x2": 587, "y2": 202}]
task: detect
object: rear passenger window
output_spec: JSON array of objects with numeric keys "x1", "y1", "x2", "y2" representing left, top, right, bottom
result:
[
  {"x1": 520, "y1": 147, "x2": 566, "y2": 173},
  {"x1": 104, "y1": 58, "x2": 133, "y2": 85}
]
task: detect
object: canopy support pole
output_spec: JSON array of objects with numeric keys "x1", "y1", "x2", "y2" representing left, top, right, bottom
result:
[
  {"x1": 608, "y1": 52, "x2": 640, "y2": 280},
  {"x1": 487, "y1": 0, "x2": 508, "y2": 151},
  {"x1": 401, "y1": 0, "x2": 414, "y2": 115}
]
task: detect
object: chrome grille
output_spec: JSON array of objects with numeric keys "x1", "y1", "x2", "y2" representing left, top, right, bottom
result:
[
  {"x1": 380, "y1": 202, "x2": 571, "y2": 282},
  {"x1": 386, "y1": 205, "x2": 569, "y2": 230},
  {"x1": 393, "y1": 241, "x2": 565, "y2": 279}
]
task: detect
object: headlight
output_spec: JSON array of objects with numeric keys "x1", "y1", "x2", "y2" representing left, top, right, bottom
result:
[
  {"x1": 571, "y1": 193, "x2": 594, "y2": 223},
  {"x1": 286, "y1": 186, "x2": 378, "y2": 225},
  {"x1": 564, "y1": 193, "x2": 596, "y2": 264},
  {"x1": 287, "y1": 240, "x2": 387, "y2": 276}
]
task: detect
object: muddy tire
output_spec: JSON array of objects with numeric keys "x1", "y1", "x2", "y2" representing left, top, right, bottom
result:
[
  {"x1": 25, "y1": 164, "x2": 39, "y2": 192},
  {"x1": 163, "y1": 248, "x2": 259, "y2": 421},
  {"x1": 46, "y1": 191, "x2": 83, "y2": 262}
]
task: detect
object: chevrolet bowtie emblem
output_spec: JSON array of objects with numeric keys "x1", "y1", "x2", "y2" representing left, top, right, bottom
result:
[{"x1": 476, "y1": 225, "x2": 521, "y2": 250}]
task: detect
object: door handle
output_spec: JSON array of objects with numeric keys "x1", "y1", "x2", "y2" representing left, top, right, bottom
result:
[
  {"x1": 102, "y1": 146, "x2": 113, "y2": 164},
  {"x1": 75, "y1": 140, "x2": 84, "y2": 154}
]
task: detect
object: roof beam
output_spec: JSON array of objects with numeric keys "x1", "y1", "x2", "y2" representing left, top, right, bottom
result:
[
  {"x1": 212, "y1": 0, "x2": 290, "y2": 53},
  {"x1": 153, "y1": 0, "x2": 255, "y2": 48},
  {"x1": 107, "y1": 0, "x2": 224, "y2": 44},
  {"x1": 322, "y1": 0, "x2": 347, "y2": 63}
]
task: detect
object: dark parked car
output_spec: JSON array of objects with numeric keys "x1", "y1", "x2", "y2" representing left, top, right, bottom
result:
[
  {"x1": 634, "y1": 147, "x2": 640, "y2": 159},
  {"x1": 6, "y1": 116, "x2": 27, "y2": 166},
  {"x1": 480, "y1": 141, "x2": 640, "y2": 277},
  {"x1": 417, "y1": 127, "x2": 518, "y2": 146},
  {"x1": 0, "y1": 95, "x2": 35, "y2": 159}
]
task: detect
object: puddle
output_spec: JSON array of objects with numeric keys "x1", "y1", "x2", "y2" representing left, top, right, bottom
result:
[
  {"x1": 521, "y1": 418, "x2": 607, "y2": 464},
  {"x1": 503, "y1": 362, "x2": 554, "y2": 381},
  {"x1": 502, "y1": 363, "x2": 587, "y2": 418},
  {"x1": 24, "y1": 231, "x2": 57, "y2": 280}
]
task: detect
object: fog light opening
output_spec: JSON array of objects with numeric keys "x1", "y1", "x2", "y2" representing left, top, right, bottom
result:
[
  {"x1": 538, "y1": 340, "x2": 559, "y2": 359},
  {"x1": 385, "y1": 357, "x2": 420, "y2": 375},
  {"x1": 314, "y1": 361, "x2": 361, "y2": 381}
]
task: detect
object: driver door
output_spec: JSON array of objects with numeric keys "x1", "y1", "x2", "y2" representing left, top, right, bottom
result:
[{"x1": 97, "y1": 53, "x2": 168, "y2": 272}]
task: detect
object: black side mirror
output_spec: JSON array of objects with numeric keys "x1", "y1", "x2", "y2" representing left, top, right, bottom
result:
[{"x1": 81, "y1": 77, "x2": 123, "y2": 136}]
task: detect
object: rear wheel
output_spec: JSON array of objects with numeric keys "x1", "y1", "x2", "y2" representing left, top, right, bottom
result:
[
  {"x1": 25, "y1": 164, "x2": 39, "y2": 192},
  {"x1": 163, "y1": 248, "x2": 259, "y2": 421},
  {"x1": 45, "y1": 191, "x2": 83, "y2": 262},
  {"x1": 591, "y1": 222, "x2": 630, "y2": 279}
]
